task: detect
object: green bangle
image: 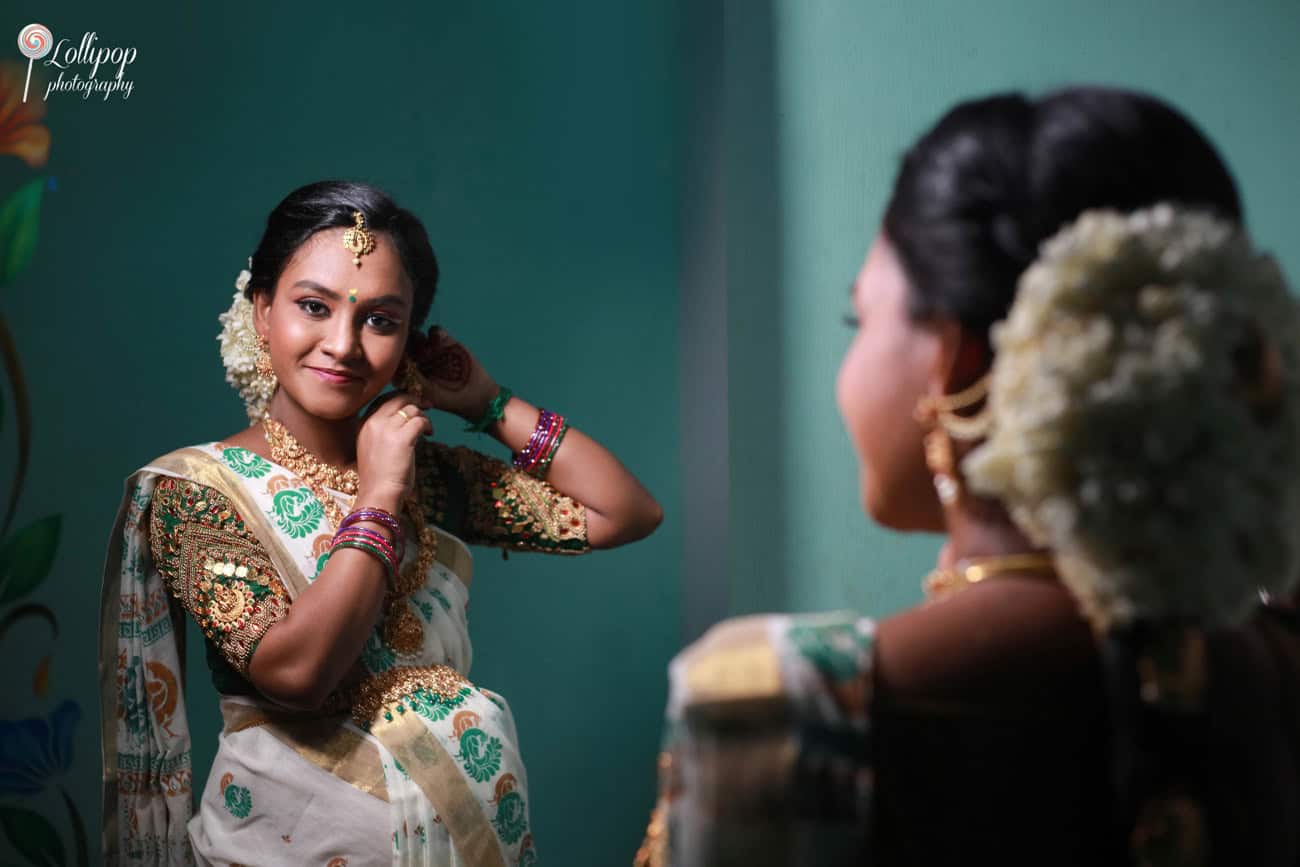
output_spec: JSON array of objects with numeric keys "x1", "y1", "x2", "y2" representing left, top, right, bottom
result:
[
  {"x1": 465, "y1": 386, "x2": 513, "y2": 433},
  {"x1": 331, "y1": 539, "x2": 397, "y2": 584}
]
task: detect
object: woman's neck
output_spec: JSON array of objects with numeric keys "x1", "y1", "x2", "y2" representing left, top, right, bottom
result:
[
  {"x1": 263, "y1": 391, "x2": 360, "y2": 469},
  {"x1": 941, "y1": 494, "x2": 1042, "y2": 565}
]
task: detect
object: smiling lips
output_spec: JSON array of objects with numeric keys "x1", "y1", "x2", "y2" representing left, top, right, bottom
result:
[{"x1": 309, "y1": 366, "x2": 362, "y2": 385}]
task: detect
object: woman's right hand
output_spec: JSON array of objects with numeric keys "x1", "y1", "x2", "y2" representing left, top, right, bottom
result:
[{"x1": 355, "y1": 392, "x2": 433, "y2": 509}]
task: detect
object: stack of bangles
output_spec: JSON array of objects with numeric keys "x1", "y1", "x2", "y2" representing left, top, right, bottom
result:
[
  {"x1": 513, "y1": 409, "x2": 568, "y2": 477},
  {"x1": 330, "y1": 508, "x2": 405, "y2": 584}
]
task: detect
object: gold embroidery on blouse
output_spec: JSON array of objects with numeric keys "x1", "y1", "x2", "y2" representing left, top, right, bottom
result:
[
  {"x1": 440, "y1": 445, "x2": 590, "y2": 553},
  {"x1": 489, "y1": 468, "x2": 588, "y2": 547},
  {"x1": 349, "y1": 665, "x2": 473, "y2": 727},
  {"x1": 208, "y1": 582, "x2": 251, "y2": 629},
  {"x1": 149, "y1": 478, "x2": 290, "y2": 676}
]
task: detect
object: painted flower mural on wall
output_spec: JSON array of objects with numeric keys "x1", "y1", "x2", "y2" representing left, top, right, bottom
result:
[
  {"x1": 0, "y1": 701, "x2": 79, "y2": 798},
  {"x1": 0, "y1": 61, "x2": 49, "y2": 167},
  {"x1": 0, "y1": 58, "x2": 84, "y2": 867}
]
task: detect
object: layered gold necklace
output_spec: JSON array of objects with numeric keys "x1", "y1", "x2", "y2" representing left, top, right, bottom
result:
[
  {"x1": 262, "y1": 416, "x2": 436, "y2": 657},
  {"x1": 923, "y1": 552, "x2": 1057, "y2": 601},
  {"x1": 263, "y1": 416, "x2": 359, "y2": 529}
]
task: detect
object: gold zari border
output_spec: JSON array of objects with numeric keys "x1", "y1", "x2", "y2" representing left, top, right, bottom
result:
[
  {"x1": 220, "y1": 701, "x2": 389, "y2": 802},
  {"x1": 370, "y1": 709, "x2": 506, "y2": 867}
]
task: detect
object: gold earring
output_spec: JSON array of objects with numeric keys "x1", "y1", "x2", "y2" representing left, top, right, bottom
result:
[
  {"x1": 254, "y1": 336, "x2": 277, "y2": 390},
  {"x1": 914, "y1": 372, "x2": 992, "y2": 506},
  {"x1": 397, "y1": 358, "x2": 426, "y2": 403},
  {"x1": 923, "y1": 427, "x2": 961, "y2": 505},
  {"x1": 342, "y1": 211, "x2": 376, "y2": 268},
  {"x1": 914, "y1": 372, "x2": 992, "y2": 440}
]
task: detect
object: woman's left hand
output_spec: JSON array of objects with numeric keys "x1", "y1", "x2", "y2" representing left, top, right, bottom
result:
[{"x1": 402, "y1": 326, "x2": 500, "y2": 422}]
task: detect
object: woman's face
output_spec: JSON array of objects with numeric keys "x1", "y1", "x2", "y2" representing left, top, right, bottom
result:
[
  {"x1": 836, "y1": 233, "x2": 946, "y2": 531},
  {"x1": 254, "y1": 228, "x2": 415, "y2": 421}
]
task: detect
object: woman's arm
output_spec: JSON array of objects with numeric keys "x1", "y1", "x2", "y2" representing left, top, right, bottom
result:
[
  {"x1": 251, "y1": 396, "x2": 431, "y2": 709},
  {"x1": 148, "y1": 477, "x2": 392, "y2": 711},
  {"x1": 414, "y1": 328, "x2": 663, "y2": 548},
  {"x1": 247, "y1": 489, "x2": 401, "y2": 710},
  {"x1": 486, "y1": 396, "x2": 662, "y2": 548}
]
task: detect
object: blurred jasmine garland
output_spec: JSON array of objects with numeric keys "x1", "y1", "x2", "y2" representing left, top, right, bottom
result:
[{"x1": 966, "y1": 204, "x2": 1300, "y2": 629}]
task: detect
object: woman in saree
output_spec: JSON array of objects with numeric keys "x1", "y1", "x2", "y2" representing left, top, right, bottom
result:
[
  {"x1": 99, "y1": 180, "x2": 663, "y2": 866},
  {"x1": 638, "y1": 86, "x2": 1300, "y2": 866}
]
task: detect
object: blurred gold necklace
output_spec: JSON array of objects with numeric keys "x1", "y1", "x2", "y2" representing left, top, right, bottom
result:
[{"x1": 923, "y1": 552, "x2": 1056, "y2": 601}]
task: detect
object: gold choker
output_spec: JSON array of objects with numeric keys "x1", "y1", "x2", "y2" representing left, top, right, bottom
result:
[{"x1": 923, "y1": 552, "x2": 1056, "y2": 600}]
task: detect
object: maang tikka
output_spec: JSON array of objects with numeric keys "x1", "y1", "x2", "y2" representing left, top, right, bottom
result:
[{"x1": 342, "y1": 210, "x2": 376, "y2": 267}]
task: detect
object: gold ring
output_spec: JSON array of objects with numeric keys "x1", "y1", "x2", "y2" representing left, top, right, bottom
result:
[{"x1": 396, "y1": 408, "x2": 410, "y2": 421}]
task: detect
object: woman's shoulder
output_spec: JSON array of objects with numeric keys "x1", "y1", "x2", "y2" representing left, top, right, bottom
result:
[
  {"x1": 874, "y1": 578, "x2": 1099, "y2": 711},
  {"x1": 135, "y1": 423, "x2": 271, "y2": 477},
  {"x1": 140, "y1": 434, "x2": 268, "y2": 533}
]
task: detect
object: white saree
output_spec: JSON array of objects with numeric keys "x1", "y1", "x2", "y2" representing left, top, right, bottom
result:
[{"x1": 99, "y1": 441, "x2": 575, "y2": 866}]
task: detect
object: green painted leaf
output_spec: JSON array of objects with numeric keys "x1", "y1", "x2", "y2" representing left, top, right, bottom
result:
[
  {"x1": 0, "y1": 178, "x2": 45, "y2": 289},
  {"x1": 0, "y1": 804, "x2": 66, "y2": 867},
  {"x1": 0, "y1": 515, "x2": 61, "y2": 606}
]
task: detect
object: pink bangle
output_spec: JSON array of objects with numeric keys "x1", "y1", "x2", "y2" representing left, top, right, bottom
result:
[
  {"x1": 333, "y1": 527, "x2": 399, "y2": 569},
  {"x1": 329, "y1": 532, "x2": 398, "y2": 583},
  {"x1": 514, "y1": 410, "x2": 564, "y2": 472},
  {"x1": 340, "y1": 508, "x2": 404, "y2": 547}
]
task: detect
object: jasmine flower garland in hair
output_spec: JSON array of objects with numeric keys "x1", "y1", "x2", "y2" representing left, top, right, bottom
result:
[
  {"x1": 217, "y1": 265, "x2": 276, "y2": 423},
  {"x1": 964, "y1": 204, "x2": 1300, "y2": 629}
]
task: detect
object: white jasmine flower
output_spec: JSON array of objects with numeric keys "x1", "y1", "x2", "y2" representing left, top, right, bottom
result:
[
  {"x1": 964, "y1": 205, "x2": 1300, "y2": 629},
  {"x1": 217, "y1": 268, "x2": 275, "y2": 423}
]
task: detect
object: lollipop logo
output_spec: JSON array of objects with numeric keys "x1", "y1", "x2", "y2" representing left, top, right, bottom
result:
[
  {"x1": 18, "y1": 24, "x2": 52, "y2": 59},
  {"x1": 16, "y1": 23, "x2": 53, "y2": 103},
  {"x1": 17, "y1": 27, "x2": 139, "y2": 102}
]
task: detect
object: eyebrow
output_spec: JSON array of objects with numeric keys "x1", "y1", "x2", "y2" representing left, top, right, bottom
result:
[{"x1": 290, "y1": 279, "x2": 409, "y2": 308}]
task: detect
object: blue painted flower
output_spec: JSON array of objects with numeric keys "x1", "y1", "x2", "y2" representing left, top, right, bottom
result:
[{"x1": 0, "y1": 700, "x2": 80, "y2": 797}]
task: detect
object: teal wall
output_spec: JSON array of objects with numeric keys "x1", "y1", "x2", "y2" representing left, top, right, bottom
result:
[
  {"x1": 720, "y1": 0, "x2": 1300, "y2": 621},
  {"x1": 0, "y1": 3, "x2": 680, "y2": 864},
  {"x1": 4, "y1": 1, "x2": 1300, "y2": 864}
]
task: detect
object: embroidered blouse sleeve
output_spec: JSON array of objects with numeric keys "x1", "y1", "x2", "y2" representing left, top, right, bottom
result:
[
  {"x1": 148, "y1": 476, "x2": 291, "y2": 677},
  {"x1": 416, "y1": 441, "x2": 590, "y2": 554}
]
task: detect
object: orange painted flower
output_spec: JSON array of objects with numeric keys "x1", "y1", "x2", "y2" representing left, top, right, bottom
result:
[{"x1": 0, "y1": 60, "x2": 50, "y2": 167}]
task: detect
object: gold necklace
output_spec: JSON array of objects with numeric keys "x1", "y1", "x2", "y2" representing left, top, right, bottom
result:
[
  {"x1": 383, "y1": 491, "x2": 439, "y2": 656},
  {"x1": 263, "y1": 417, "x2": 360, "y2": 530},
  {"x1": 262, "y1": 416, "x2": 435, "y2": 658},
  {"x1": 263, "y1": 417, "x2": 360, "y2": 494},
  {"x1": 923, "y1": 552, "x2": 1056, "y2": 601}
]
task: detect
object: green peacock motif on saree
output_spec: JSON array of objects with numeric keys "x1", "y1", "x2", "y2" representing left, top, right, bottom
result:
[
  {"x1": 223, "y1": 784, "x2": 252, "y2": 819},
  {"x1": 457, "y1": 728, "x2": 502, "y2": 782},
  {"x1": 221, "y1": 447, "x2": 272, "y2": 479},
  {"x1": 270, "y1": 488, "x2": 323, "y2": 539},
  {"x1": 493, "y1": 790, "x2": 527, "y2": 844}
]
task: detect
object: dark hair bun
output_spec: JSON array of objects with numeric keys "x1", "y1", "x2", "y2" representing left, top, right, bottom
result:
[{"x1": 884, "y1": 86, "x2": 1242, "y2": 335}]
